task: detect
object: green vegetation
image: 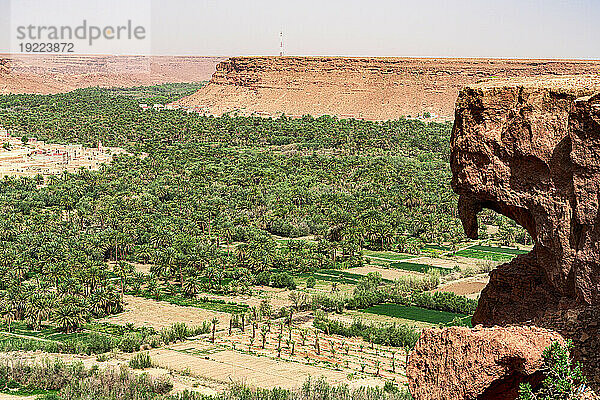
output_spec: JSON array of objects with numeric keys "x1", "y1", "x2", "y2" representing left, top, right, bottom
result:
[
  {"x1": 313, "y1": 315, "x2": 419, "y2": 348},
  {"x1": 519, "y1": 341, "x2": 587, "y2": 400},
  {"x1": 361, "y1": 304, "x2": 469, "y2": 325},
  {"x1": 454, "y1": 248, "x2": 516, "y2": 262},
  {"x1": 129, "y1": 352, "x2": 153, "y2": 369},
  {"x1": 389, "y1": 261, "x2": 451, "y2": 274},
  {"x1": 226, "y1": 377, "x2": 413, "y2": 400},
  {"x1": 469, "y1": 245, "x2": 528, "y2": 255},
  {"x1": 362, "y1": 250, "x2": 414, "y2": 261},
  {"x1": 311, "y1": 272, "x2": 475, "y2": 318},
  {"x1": 1, "y1": 358, "x2": 411, "y2": 400},
  {"x1": 0, "y1": 321, "x2": 208, "y2": 355}
]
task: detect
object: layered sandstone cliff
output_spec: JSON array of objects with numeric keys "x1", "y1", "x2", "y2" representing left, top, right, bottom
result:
[
  {"x1": 174, "y1": 57, "x2": 600, "y2": 120},
  {"x1": 450, "y1": 75, "x2": 600, "y2": 384}
]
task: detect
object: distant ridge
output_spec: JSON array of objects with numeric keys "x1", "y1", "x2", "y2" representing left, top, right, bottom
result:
[{"x1": 0, "y1": 55, "x2": 226, "y2": 95}]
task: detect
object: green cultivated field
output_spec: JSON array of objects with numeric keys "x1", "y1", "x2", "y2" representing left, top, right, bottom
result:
[
  {"x1": 454, "y1": 248, "x2": 515, "y2": 262},
  {"x1": 361, "y1": 304, "x2": 469, "y2": 325},
  {"x1": 469, "y1": 245, "x2": 528, "y2": 255}
]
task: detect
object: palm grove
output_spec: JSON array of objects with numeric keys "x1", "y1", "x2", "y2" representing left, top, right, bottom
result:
[{"x1": 0, "y1": 85, "x2": 524, "y2": 334}]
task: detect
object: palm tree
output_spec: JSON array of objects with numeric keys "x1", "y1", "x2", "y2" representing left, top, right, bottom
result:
[
  {"x1": 182, "y1": 276, "x2": 200, "y2": 298},
  {"x1": 0, "y1": 299, "x2": 15, "y2": 332},
  {"x1": 53, "y1": 303, "x2": 87, "y2": 333},
  {"x1": 114, "y1": 261, "x2": 133, "y2": 301}
]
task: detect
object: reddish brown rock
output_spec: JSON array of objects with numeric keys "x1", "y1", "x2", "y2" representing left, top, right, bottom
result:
[
  {"x1": 450, "y1": 75, "x2": 600, "y2": 384},
  {"x1": 407, "y1": 326, "x2": 565, "y2": 400},
  {"x1": 173, "y1": 57, "x2": 600, "y2": 120}
]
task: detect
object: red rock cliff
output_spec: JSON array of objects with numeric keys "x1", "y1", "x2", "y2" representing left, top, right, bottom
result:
[
  {"x1": 174, "y1": 57, "x2": 600, "y2": 120},
  {"x1": 450, "y1": 75, "x2": 600, "y2": 384}
]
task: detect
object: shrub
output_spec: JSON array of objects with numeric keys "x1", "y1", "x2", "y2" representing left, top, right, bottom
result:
[
  {"x1": 129, "y1": 352, "x2": 152, "y2": 369},
  {"x1": 313, "y1": 316, "x2": 419, "y2": 348},
  {"x1": 271, "y1": 273, "x2": 296, "y2": 289},
  {"x1": 118, "y1": 333, "x2": 143, "y2": 353},
  {"x1": 255, "y1": 271, "x2": 271, "y2": 286},
  {"x1": 518, "y1": 340, "x2": 587, "y2": 400},
  {"x1": 306, "y1": 276, "x2": 316, "y2": 288}
]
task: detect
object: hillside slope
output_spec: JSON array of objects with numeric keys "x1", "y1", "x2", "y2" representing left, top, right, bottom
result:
[
  {"x1": 0, "y1": 55, "x2": 225, "y2": 94},
  {"x1": 174, "y1": 57, "x2": 600, "y2": 120}
]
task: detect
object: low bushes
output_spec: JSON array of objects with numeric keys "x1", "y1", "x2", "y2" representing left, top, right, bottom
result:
[
  {"x1": 313, "y1": 315, "x2": 419, "y2": 348},
  {"x1": 129, "y1": 352, "x2": 153, "y2": 369},
  {"x1": 226, "y1": 377, "x2": 413, "y2": 400},
  {"x1": 0, "y1": 321, "x2": 211, "y2": 355},
  {"x1": 410, "y1": 291, "x2": 477, "y2": 315},
  {"x1": 311, "y1": 272, "x2": 475, "y2": 317},
  {"x1": 254, "y1": 271, "x2": 296, "y2": 289},
  {"x1": 0, "y1": 359, "x2": 173, "y2": 400}
]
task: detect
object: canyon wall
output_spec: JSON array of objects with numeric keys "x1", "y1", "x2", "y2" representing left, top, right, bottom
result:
[
  {"x1": 0, "y1": 55, "x2": 225, "y2": 94},
  {"x1": 174, "y1": 57, "x2": 600, "y2": 120}
]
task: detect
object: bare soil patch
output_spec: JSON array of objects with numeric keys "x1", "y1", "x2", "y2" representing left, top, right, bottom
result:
[
  {"x1": 434, "y1": 276, "x2": 489, "y2": 296},
  {"x1": 100, "y1": 295, "x2": 229, "y2": 329}
]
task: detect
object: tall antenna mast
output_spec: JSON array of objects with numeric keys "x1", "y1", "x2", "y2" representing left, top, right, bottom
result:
[{"x1": 279, "y1": 31, "x2": 284, "y2": 56}]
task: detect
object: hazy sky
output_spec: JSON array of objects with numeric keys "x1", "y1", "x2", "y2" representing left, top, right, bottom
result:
[{"x1": 1, "y1": 0, "x2": 599, "y2": 58}]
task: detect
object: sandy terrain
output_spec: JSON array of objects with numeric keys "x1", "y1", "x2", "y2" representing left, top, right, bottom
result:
[
  {"x1": 100, "y1": 295, "x2": 230, "y2": 329},
  {"x1": 174, "y1": 57, "x2": 600, "y2": 120},
  {"x1": 0, "y1": 55, "x2": 225, "y2": 94}
]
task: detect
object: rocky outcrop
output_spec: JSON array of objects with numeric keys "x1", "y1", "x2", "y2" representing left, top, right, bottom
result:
[
  {"x1": 407, "y1": 326, "x2": 565, "y2": 400},
  {"x1": 450, "y1": 75, "x2": 600, "y2": 384},
  {"x1": 173, "y1": 57, "x2": 600, "y2": 120}
]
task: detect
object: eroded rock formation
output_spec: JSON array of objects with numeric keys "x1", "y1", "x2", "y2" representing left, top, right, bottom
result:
[
  {"x1": 450, "y1": 75, "x2": 600, "y2": 383},
  {"x1": 407, "y1": 326, "x2": 565, "y2": 400},
  {"x1": 173, "y1": 57, "x2": 600, "y2": 120}
]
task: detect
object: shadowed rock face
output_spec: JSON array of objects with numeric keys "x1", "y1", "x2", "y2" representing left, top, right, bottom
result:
[{"x1": 450, "y1": 75, "x2": 600, "y2": 383}]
